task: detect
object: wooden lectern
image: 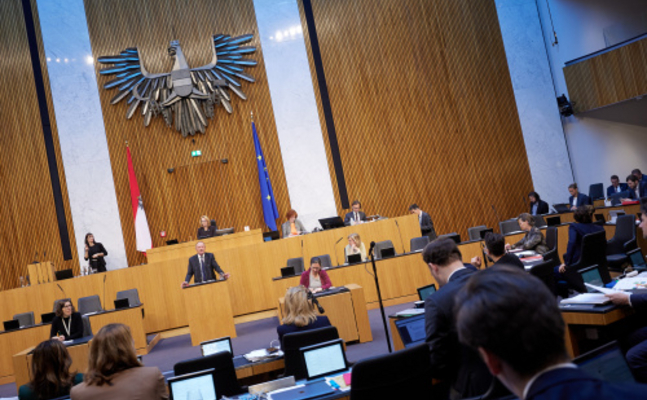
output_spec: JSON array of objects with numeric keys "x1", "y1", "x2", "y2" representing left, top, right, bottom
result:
[
  {"x1": 27, "y1": 262, "x2": 55, "y2": 285},
  {"x1": 183, "y1": 280, "x2": 236, "y2": 346}
]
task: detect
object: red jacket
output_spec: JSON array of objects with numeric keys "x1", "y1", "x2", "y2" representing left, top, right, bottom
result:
[{"x1": 299, "y1": 269, "x2": 332, "y2": 290}]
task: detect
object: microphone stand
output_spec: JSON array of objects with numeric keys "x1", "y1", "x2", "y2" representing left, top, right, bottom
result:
[
  {"x1": 395, "y1": 220, "x2": 405, "y2": 254},
  {"x1": 369, "y1": 241, "x2": 392, "y2": 353},
  {"x1": 334, "y1": 237, "x2": 344, "y2": 266}
]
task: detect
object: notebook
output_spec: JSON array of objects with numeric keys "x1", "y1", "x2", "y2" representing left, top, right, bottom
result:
[
  {"x1": 417, "y1": 283, "x2": 437, "y2": 301},
  {"x1": 300, "y1": 339, "x2": 349, "y2": 380},
  {"x1": 168, "y1": 369, "x2": 217, "y2": 400},
  {"x1": 394, "y1": 314, "x2": 426, "y2": 348},
  {"x1": 200, "y1": 336, "x2": 233, "y2": 357}
]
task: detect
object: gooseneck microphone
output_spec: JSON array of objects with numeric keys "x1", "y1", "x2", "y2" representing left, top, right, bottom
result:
[
  {"x1": 395, "y1": 220, "x2": 405, "y2": 254},
  {"x1": 57, "y1": 283, "x2": 67, "y2": 299},
  {"x1": 522, "y1": 195, "x2": 529, "y2": 210},
  {"x1": 307, "y1": 290, "x2": 325, "y2": 314},
  {"x1": 102, "y1": 274, "x2": 107, "y2": 311},
  {"x1": 491, "y1": 205, "x2": 502, "y2": 224},
  {"x1": 334, "y1": 237, "x2": 344, "y2": 266}
]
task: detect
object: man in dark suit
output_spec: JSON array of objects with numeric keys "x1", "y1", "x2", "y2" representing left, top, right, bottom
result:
[
  {"x1": 409, "y1": 204, "x2": 437, "y2": 239},
  {"x1": 625, "y1": 174, "x2": 645, "y2": 200},
  {"x1": 422, "y1": 238, "x2": 491, "y2": 398},
  {"x1": 456, "y1": 266, "x2": 647, "y2": 399},
  {"x1": 633, "y1": 168, "x2": 647, "y2": 187},
  {"x1": 181, "y1": 241, "x2": 230, "y2": 288},
  {"x1": 470, "y1": 232, "x2": 525, "y2": 270},
  {"x1": 343, "y1": 200, "x2": 367, "y2": 225},
  {"x1": 607, "y1": 175, "x2": 628, "y2": 197},
  {"x1": 568, "y1": 183, "x2": 590, "y2": 210}
]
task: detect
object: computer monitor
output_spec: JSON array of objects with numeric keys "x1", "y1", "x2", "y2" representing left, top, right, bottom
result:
[
  {"x1": 114, "y1": 298, "x2": 130, "y2": 310},
  {"x1": 318, "y1": 216, "x2": 345, "y2": 230},
  {"x1": 347, "y1": 253, "x2": 362, "y2": 264},
  {"x1": 3, "y1": 319, "x2": 20, "y2": 332},
  {"x1": 55, "y1": 269, "x2": 74, "y2": 281},
  {"x1": 627, "y1": 248, "x2": 647, "y2": 271},
  {"x1": 579, "y1": 265, "x2": 604, "y2": 292},
  {"x1": 263, "y1": 231, "x2": 280, "y2": 242},
  {"x1": 478, "y1": 228, "x2": 493, "y2": 240},
  {"x1": 281, "y1": 266, "x2": 296, "y2": 277},
  {"x1": 200, "y1": 336, "x2": 233, "y2": 357},
  {"x1": 546, "y1": 216, "x2": 561, "y2": 227},
  {"x1": 41, "y1": 312, "x2": 55, "y2": 324},
  {"x1": 300, "y1": 339, "x2": 348, "y2": 380},
  {"x1": 379, "y1": 247, "x2": 395, "y2": 259},
  {"x1": 417, "y1": 283, "x2": 437, "y2": 301},
  {"x1": 168, "y1": 369, "x2": 217, "y2": 400},
  {"x1": 394, "y1": 314, "x2": 426, "y2": 348},
  {"x1": 575, "y1": 341, "x2": 635, "y2": 383}
]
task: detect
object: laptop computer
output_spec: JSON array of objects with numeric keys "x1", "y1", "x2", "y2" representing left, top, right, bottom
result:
[
  {"x1": 627, "y1": 248, "x2": 647, "y2": 271},
  {"x1": 168, "y1": 369, "x2": 217, "y2": 400},
  {"x1": 271, "y1": 381, "x2": 335, "y2": 400},
  {"x1": 318, "y1": 216, "x2": 345, "y2": 230},
  {"x1": 594, "y1": 213, "x2": 605, "y2": 222},
  {"x1": 3, "y1": 319, "x2": 20, "y2": 332},
  {"x1": 442, "y1": 233, "x2": 461, "y2": 244},
  {"x1": 200, "y1": 336, "x2": 233, "y2": 357},
  {"x1": 394, "y1": 314, "x2": 426, "y2": 348},
  {"x1": 114, "y1": 298, "x2": 130, "y2": 310},
  {"x1": 379, "y1": 247, "x2": 395, "y2": 259},
  {"x1": 281, "y1": 266, "x2": 296, "y2": 277},
  {"x1": 553, "y1": 203, "x2": 571, "y2": 213},
  {"x1": 215, "y1": 228, "x2": 235, "y2": 236},
  {"x1": 55, "y1": 269, "x2": 74, "y2": 281},
  {"x1": 165, "y1": 239, "x2": 179, "y2": 246},
  {"x1": 546, "y1": 216, "x2": 561, "y2": 226},
  {"x1": 574, "y1": 341, "x2": 636, "y2": 383},
  {"x1": 41, "y1": 312, "x2": 56, "y2": 324},
  {"x1": 609, "y1": 210, "x2": 625, "y2": 224},
  {"x1": 479, "y1": 228, "x2": 494, "y2": 240},
  {"x1": 300, "y1": 339, "x2": 349, "y2": 380},
  {"x1": 417, "y1": 283, "x2": 437, "y2": 301},
  {"x1": 347, "y1": 253, "x2": 362, "y2": 264},
  {"x1": 263, "y1": 231, "x2": 280, "y2": 242},
  {"x1": 579, "y1": 265, "x2": 604, "y2": 292}
]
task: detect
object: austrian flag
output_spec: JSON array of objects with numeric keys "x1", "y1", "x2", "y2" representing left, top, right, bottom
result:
[{"x1": 126, "y1": 146, "x2": 153, "y2": 252}]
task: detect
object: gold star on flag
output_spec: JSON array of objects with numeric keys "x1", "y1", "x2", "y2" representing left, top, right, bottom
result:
[
  {"x1": 266, "y1": 195, "x2": 271, "y2": 201},
  {"x1": 257, "y1": 155, "x2": 262, "y2": 160}
]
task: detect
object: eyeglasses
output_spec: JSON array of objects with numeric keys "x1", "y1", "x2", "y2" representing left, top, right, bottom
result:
[{"x1": 63, "y1": 305, "x2": 72, "y2": 308}]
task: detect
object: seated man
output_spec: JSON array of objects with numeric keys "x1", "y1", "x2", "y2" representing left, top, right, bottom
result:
[
  {"x1": 606, "y1": 175, "x2": 628, "y2": 197},
  {"x1": 633, "y1": 168, "x2": 647, "y2": 187},
  {"x1": 568, "y1": 183, "x2": 590, "y2": 210},
  {"x1": 422, "y1": 239, "x2": 492, "y2": 398},
  {"x1": 624, "y1": 174, "x2": 643, "y2": 201},
  {"x1": 471, "y1": 232, "x2": 525, "y2": 270},
  {"x1": 455, "y1": 265, "x2": 647, "y2": 399},
  {"x1": 344, "y1": 200, "x2": 367, "y2": 225}
]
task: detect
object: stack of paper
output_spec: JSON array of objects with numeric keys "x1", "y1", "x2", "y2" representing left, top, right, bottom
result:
[{"x1": 560, "y1": 293, "x2": 611, "y2": 305}]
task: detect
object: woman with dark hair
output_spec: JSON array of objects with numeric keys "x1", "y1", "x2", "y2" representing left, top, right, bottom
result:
[
  {"x1": 19, "y1": 340, "x2": 83, "y2": 400},
  {"x1": 50, "y1": 300, "x2": 83, "y2": 341},
  {"x1": 281, "y1": 209, "x2": 306, "y2": 238},
  {"x1": 528, "y1": 191, "x2": 549, "y2": 215},
  {"x1": 558, "y1": 205, "x2": 604, "y2": 273},
  {"x1": 506, "y1": 213, "x2": 549, "y2": 254},
  {"x1": 83, "y1": 233, "x2": 108, "y2": 273},
  {"x1": 71, "y1": 323, "x2": 167, "y2": 400},
  {"x1": 299, "y1": 257, "x2": 332, "y2": 293},
  {"x1": 277, "y1": 285, "x2": 332, "y2": 343}
]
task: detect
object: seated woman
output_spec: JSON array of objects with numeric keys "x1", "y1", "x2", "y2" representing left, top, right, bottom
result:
[
  {"x1": 299, "y1": 257, "x2": 332, "y2": 293},
  {"x1": 50, "y1": 300, "x2": 84, "y2": 341},
  {"x1": 19, "y1": 340, "x2": 83, "y2": 400},
  {"x1": 344, "y1": 233, "x2": 367, "y2": 263},
  {"x1": 197, "y1": 215, "x2": 217, "y2": 239},
  {"x1": 281, "y1": 209, "x2": 306, "y2": 238},
  {"x1": 506, "y1": 213, "x2": 549, "y2": 254},
  {"x1": 71, "y1": 323, "x2": 168, "y2": 400},
  {"x1": 277, "y1": 285, "x2": 332, "y2": 344}
]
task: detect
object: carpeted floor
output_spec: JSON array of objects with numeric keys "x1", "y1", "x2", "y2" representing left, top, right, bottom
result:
[{"x1": 0, "y1": 301, "x2": 414, "y2": 399}]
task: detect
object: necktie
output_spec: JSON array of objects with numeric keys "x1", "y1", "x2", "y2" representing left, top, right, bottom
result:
[
  {"x1": 200, "y1": 256, "x2": 206, "y2": 281},
  {"x1": 355, "y1": 212, "x2": 358, "y2": 221}
]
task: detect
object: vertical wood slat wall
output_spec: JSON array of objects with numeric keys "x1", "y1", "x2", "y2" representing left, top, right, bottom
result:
[
  {"x1": 298, "y1": 0, "x2": 534, "y2": 239},
  {"x1": 564, "y1": 36, "x2": 647, "y2": 113},
  {"x1": 83, "y1": 0, "x2": 291, "y2": 267},
  {"x1": 0, "y1": 0, "x2": 79, "y2": 290}
]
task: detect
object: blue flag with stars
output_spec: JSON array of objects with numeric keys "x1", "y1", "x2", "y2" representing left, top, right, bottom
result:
[{"x1": 252, "y1": 122, "x2": 279, "y2": 231}]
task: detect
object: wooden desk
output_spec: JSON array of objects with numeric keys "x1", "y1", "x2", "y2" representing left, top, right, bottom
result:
[
  {"x1": 277, "y1": 284, "x2": 372, "y2": 344},
  {"x1": 561, "y1": 306, "x2": 634, "y2": 357},
  {"x1": 13, "y1": 340, "x2": 90, "y2": 391},
  {"x1": 88, "y1": 306, "x2": 147, "y2": 354},
  {"x1": 183, "y1": 280, "x2": 236, "y2": 346},
  {"x1": 389, "y1": 316, "x2": 406, "y2": 352},
  {"x1": 0, "y1": 324, "x2": 50, "y2": 385}
]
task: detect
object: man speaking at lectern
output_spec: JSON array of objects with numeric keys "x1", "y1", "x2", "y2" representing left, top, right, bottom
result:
[{"x1": 181, "y1": 241, "x2": 230, "y2": 288}]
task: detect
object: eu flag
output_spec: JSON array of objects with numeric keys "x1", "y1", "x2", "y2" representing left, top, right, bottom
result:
[{"x1": 252, "y1": 122, "x2": 279, "y2": 231}]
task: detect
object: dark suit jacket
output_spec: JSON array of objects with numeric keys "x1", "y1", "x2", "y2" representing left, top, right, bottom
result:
[
  {"x1": 419, "y1": 211, "x2": 437, "y2": 240},
  {"x1": 277, "y1": 316, "x2": 331, "y2": 344},
  {"x1": 425, "y1": 268, "x2": 491, "y2": 397},
  {"x1": 530, "y1": 200, "x2": 549, "y2": 215},
  {"x1": 631, "y1": 293, "x2": 647, "y2": 313},
  {"x1": 526, "y1": 367, "x2": 647, "y2": 400},
  {"x1": 563, "y1": 223, "x2": 605, "y2": 266},
  {"x1": 344, "y1": 211, "x2": 366, "y2": 224},
  {"x1": 185, "y1": 252, "x2": 225, "y2": 283},
  {"x1": 607, "y1": 183, "x2": 629, "y2": 197},
  {"x1": 568, "y1": 193, "x2": 590, "y2": 208},
  {"x1": 50, "y1": 312, "x2": 84, "y2": 340},
  {"x1": 493, "y1": 253, "x2": 525, "y2": 270},
  {"x1": 626, "y1": 184, "x2": 646, "y2": 200},
  {"x1": 197, "y1": 225, "x2": 217, "y2": 239}
]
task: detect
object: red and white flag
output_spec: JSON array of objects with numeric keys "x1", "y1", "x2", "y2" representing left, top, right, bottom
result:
[{"x1": 126, "y1": 146, "x2": 152, "y2": 252}]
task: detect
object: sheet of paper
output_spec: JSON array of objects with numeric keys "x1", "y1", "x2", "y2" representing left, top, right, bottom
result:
[
  {"x1": 560, "y1": 293, "x2": 611, "y2": 305},
  {"x1": 613, "y1": 277, "x2": 647, "y2": 291},
  {"x1": 584, "y1": 283, "x2": 621, "y2": 294}
]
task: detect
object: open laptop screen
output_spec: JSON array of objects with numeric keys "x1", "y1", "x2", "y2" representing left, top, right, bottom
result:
[
  {"x1": 168, "y1": 369, "x2": 217, "y2": 400},
  {"x1": 628, "y1": 248, "x2": 646, "y2": 270},
  {"x1": 579, "y1": 266, "x2": 604, "y2": 292},
  {"x1": 417, "y1": 284, "x2": 437, "y2": 301},
  {"x1": 201, "y1": 336, "x2": 232, "y2": 357},
  {"x1": 394, "y1": 314, "x2": 426, "y2": 348},
  {"x1": 301, "y1": 339, "x2": 347, "y2": 380},
  {"x1": 575, "y1": 341, "x2": 635, "y2": 383}
]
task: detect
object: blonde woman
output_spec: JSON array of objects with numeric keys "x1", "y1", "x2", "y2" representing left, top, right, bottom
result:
[
  {"x1": 344, "y1": 233, "x2": 367, "y2": 263},
  {"x1": 277, "y1": 285, "x2": 331, "y2": 344},
  {"x1": 197, "y1": 215, "x2": 217, "y2": 239},
  {"x1": 71, "y1": 324, "x2": 167, "y2": 400}
]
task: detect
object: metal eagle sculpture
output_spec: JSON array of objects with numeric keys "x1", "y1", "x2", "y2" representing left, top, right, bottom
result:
[{"x1": 98, "y1": 34, "x2": 257, "y2": 137}]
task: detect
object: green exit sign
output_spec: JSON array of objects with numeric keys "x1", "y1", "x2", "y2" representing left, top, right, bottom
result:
[{"x1": 191, "y1": 150, "x2": 202, "y2": 157}]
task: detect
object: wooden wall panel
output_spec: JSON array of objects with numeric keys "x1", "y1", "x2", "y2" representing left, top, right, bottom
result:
[
  {"x1": 0, "y1": 0, "x2": 80, "y2": 290},
  {"x1": 564, "y1": 35, "x2": 647, "y2": 113},
  {"x1": 298, "y1": 0, "x2": 533, "y2": 239},
  {"x1": 83, "y1": 0, "x2": 291, "y2": 266}
]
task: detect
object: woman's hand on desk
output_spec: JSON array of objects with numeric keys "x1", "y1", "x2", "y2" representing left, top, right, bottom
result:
[
  {"x1": 52, "y1": 335, "x2": 65, "y2": 342},
  {"x1": 606, "y1": 292, "x2": 630, "y2": 306}
]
